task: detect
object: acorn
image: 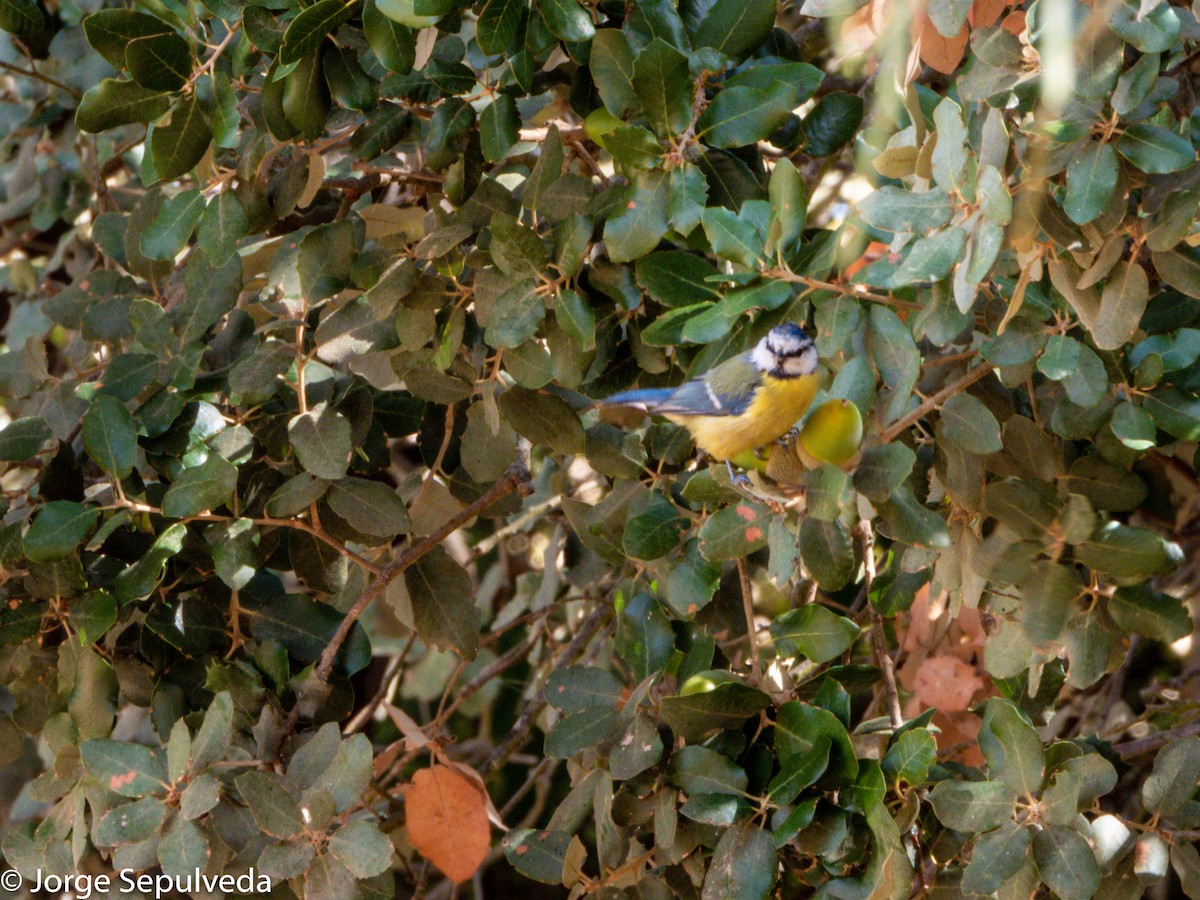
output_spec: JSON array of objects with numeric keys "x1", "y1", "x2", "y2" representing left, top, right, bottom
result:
[{"x1": 798, "y1": 399, "x2": 864, "y2": 466}]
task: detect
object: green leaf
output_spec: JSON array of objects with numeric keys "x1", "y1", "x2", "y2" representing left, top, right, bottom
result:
[
  {"x1": 477, "y1": 0, "x2": 525, "y2": 54},
  {"x1": 940, "y1": 393, "x2": 1003, "y2": 454},
  {"x1": 540, "y1": 0, "x2": 594, "y2": 41},
  {"x1": 623, "y1": 492, "x2": 687, "y2": 561},
  {"x1": 76, "y1": 79, "x2": 171, "y2": 134},
  {"x1": 328, "y1": 819, "x2": 393, "y2": 879},
  {"x1": 775, "y1": 701, "x2": 858, "y2": 786},
  {"x1": 0, "y1": 0, "x2": 42, "y2": 35},
  {"x1": 1109, "y1": 585, "x2": 1192, "y2": 643},
  {"x1": 882, "y1": 729, "x2": 936, "y2": 787},
  {"x1": 0, "y1": 416, "x2": 51, "y2": 461},
  {"x1": 141, "y1": 189, "x2": 205, "y2": 260},
  {"x1": 83, "y1": 9, "x2": 170, "y2": 67},
  {"x1": 485, "y1": 280, "x2": 544, "y2": 349},
  {"x1": 699, "y1": 502, "x2": 770, "y2": 560},
  {"x1": 1064, "y1": 142, "x2": 1118, "y2": 225},
  {"x1": 858, "y1": 187, "x2": 953, "y2": 233},
  {"x1": 604, "y1": 170, "x2": 670, "y2": 263},
  {"x1": 280, "y1": 0, "x2": 356, "y2": 65},
  {"x1": 363, "y1": 0, "x2": 415, "y2": 74},
  {"x1": 767, "y1": 158, "x2": 808, "y2": 254},
  {"x1": 590, "y1": 29, "x2": 636, "y2": 117},
  {"x1": 299, "y1": 221, "x2": 356, "y2": 301},
  {"x1": 83, "y1": 394, "x2": 137, "y2": 478},
  {"x1": 1032, "y1": 825, "x2": 1101, "y2": 900},
  {"x1": 660, "y1": 680, "x2": 770, "y2": 742},
  {"x1": 480, "y1": 95, "x2": 519, "y2": 162},
  {"x1": 149, "y1": 96, "x2": 211, "y2": 183},
  {"x1": 1107, "y1": 0, "x2": 1180, "y2": 53},
  {"x1": 963, "y1": 822, "x2": 1032, "y2": 895},
  {"x1": 404, "y1": 545, "x2": 480, "y2": 659},
  {"x1": 323, "y1": 44, "x2": 377, "y2": 112},
  {"x1": 701, "y1": 205, "x2": 764, "y2": 268},
  {"x1": 23, "y1": 502, "x2": 100, "y2": 563},
  {"x1": 769, "y1": 604, "x2": 859, "y2": 663},
  {"x1": 610, "y1": 714, "x2": 665, "y2": 780},
  {"x1": 978, "y1": 698, "x2": 1045, "y2": 798},
  {"x1": 798, "y1": 517, "x2": 855, "y2": 590},
  {"x1": 95, "y1": 797, "x2": 167, "y2": 846},
  {"x1": 800, "y1": 92, "x2": 864, "y2": 157},
  {"x1": 928, "y1": 779, "x2": 1014, "y2": 831},
  {"x1": 158, "y1": 816, "x2": 208, "y2": 880},
  {"x1": 545, "y1": 666, "x2": 624, "y2": 713},
  {"x1": 545, "y1": 708, "x2": 623, "y2": 757},
  {"x1": 635, "y1": 251, "x2": 720, "y2": 306},
  {"x1": 1143, "y1": 737, "x2": 1200, "y2": 818},
  {"x1": 327, "y1": 479, "x2": 408, "y2": 538},
  {"x1": 631, "y1": 38, "x2": 691, "y2": 137},
  {"x1": 1115, "y1": 124, "x2": 1195, "y2": 175},
  {"x1": 81, "y1": 739, "x2": 168, "y2": 798},
  {"x1": 236, "y1": 771, "x2": 304, "y2": 839},
  {"x1": 497, "y1": 386, "x2": 585, "y2": 454},
  {"x1": 685, "y1": 0, "x2": 776, "y2": 62},
  {"x1": 768, "y1": 736, "x2": 830, "y2": 804},
  {"x1": 1076, "y1": 522, "x2": 1181, "y2": 577},
  {"x1": 248, "y1": 594, "x2": 371, "y2": 675},
  {"x1": 616, "y1": 593, "x2": 674, "y2": 681},
  {"x1": 701, "y1": 822, "x2": 778, "y2": 900},
  {"x1": 72, "y1": 590, "x2": 117, "y2": 645},
  {"x1": 698, "y1": 81, "x2": 794, "y2": 149},
  {"x1": 852, "y1": 443, "x2": 915, "y2": 502},
  {"x1": 502, "y1": 829, "x2": 573, "y2": 884},
  {"x1": 114, "y1": 523, "x2": 186, "y2": 603},
  {"x1": 161, "y1": 455, "x2": 238, "y2": 518},
  {"x1": 1152, "y1": 247, "x2": 1200, "y2": 300},
  {"x1": 669, "y1": 745, "x2": 748, "y2": 795},
  {"x1": 288, "y1": 405, "x2": 352, "y2": 480},
  {"x1": 125, "y1": 31, "x2": 191, "y2": 91}
]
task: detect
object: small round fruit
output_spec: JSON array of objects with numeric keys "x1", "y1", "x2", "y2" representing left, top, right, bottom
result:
[
  {"x1": 799, "y1": 399, "x2": 864, "y2": 465},
  {"x1": 375, "y1": 0, "x2": 440, "y2": 28},
  {"x1": 584, "y1": 108, "x2": 622, "y2": 144},
  {"x1": 679, "y1": 670, "x2": 740, "y2": 696}
]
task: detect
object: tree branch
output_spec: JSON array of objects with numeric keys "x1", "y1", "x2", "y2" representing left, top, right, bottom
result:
[
  {"x1": 879, "y1": 362, "x2": 996, "y2": 444},
  {"x1": 0, "y1": 58, "x2": 82, "y2": 100},
  {"x1": 859, "y1": 519, "x2": 902, "y2": 729},
  {"x1": 314, "y1": 462, "x2": 532, "y2": 682},
  {"x1": 1112, "y1": 718, "x2": 1200, "y2": 759}
]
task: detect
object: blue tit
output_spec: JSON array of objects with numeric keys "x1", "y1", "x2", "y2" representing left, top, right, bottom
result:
[{"x1": 601, "y1": 323, "x2": 820, "y2": 463}]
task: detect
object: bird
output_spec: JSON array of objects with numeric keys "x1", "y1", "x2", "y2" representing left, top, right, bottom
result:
[{"x1": 600, "y1": 323, "x2": 820, "y2": 468}]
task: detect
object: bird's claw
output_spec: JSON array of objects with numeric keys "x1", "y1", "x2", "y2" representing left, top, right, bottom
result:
[{"x1": 775, "y1": 427, "x2": 801, "y2": 448}]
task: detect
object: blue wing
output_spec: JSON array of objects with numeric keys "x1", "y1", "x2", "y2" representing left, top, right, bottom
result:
[{"x1": 604, "y1": 354, "x2": 760, "y2": 418}]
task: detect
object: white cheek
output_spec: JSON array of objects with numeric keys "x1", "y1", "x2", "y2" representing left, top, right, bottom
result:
[{"x1": 751, "y1": 343, "x2": 775, "y2": 371}]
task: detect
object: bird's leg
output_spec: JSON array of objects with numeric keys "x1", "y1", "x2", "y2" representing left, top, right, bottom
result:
[
  {"x1": 725, "y1": 459, "x2": 752, "y2": 487},
  {"x1": 775, "y1": 426, "x2": 801, "y2": 448}
]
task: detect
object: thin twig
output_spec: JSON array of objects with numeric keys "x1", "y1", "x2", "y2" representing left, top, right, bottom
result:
[
  {"x1": 314, "y1": 462, "x2": 532, "y2": 682},
  {"x1": 0, "y1": 58, "x2": 82, "y2": 100},
  {"x1": 859, "y1": 520, "x2": 902, "y2": 730},
  {"x1": 481, "y1": 603, "x2": 614, "y2": 777},
  {"x1": 737, "y1": 557, "x2": 762, "y2": 682},
  {"x1": 879, "y1": 363, "x2": 996, "y2": 444},
  {"x1": 1112, "y1": 718, "x2": 1200, "y2": 759}
]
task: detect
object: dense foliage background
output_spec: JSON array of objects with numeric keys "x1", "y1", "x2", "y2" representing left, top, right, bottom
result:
[{"x1": 1, "y1": 0, "x2": 1200, "y2": 895}]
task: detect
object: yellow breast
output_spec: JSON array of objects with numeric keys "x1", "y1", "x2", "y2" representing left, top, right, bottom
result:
[{"x1": 666, "y1": 374, "x2": 818, "y2": 461}]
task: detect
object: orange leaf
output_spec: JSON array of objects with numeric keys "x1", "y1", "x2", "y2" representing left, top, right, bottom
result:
[
  {"x1": 918, "y1": 15, "x2": 968, "y2": 75},
  {"x1": 913, "y1": 654, "x2": 983, "y2": 712},
  {"x1": 1001, "y1": 10, "x2": 1026, "y2": 34},
  {"x1": 968, "y1": 0, "x2": 1008, "y2": 29},
  {"x1": 406, "y1": 764, "x2": 491, "y2": 883}
]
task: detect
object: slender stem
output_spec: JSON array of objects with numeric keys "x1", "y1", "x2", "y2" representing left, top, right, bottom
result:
[
  {"x1": 859, "y1": 520, "x2": 902, "y2": 729},
  {"x1": 314, "y1": 462, "x2": 532, "y2": 682},
  {"x1": 0, "y1": 58, "x2": 82, "y2": 99},
  {"x1": 481, "y1": 602, "x2": 614, "y2": 777},
  {"x1": 737, "y1": 557, "x2": 762, "y2": 682},
  {"x1": 1112, "y1": 718, "x2": 1200, "y2": 758},
  {"x1": 767, "y1": 268, "x2": 922, "y2": 311},
  {"x1": 879, "y1": 363, "x2": 996, "y2": 444}
]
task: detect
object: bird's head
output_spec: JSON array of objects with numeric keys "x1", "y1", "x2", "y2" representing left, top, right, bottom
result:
[{"x1": 751, "y1": 323, "x2": 818, "y2": 379}]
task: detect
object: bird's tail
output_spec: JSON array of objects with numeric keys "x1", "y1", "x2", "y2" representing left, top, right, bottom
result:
[{"x1": 597, "y1": 388, "x2": 676, "y2": 410}]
